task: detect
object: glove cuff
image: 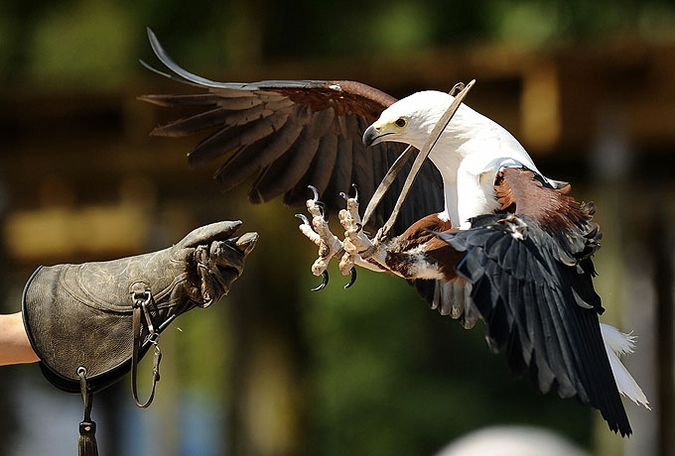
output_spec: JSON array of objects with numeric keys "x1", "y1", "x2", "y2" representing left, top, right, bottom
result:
[{"x1": 22, "y1": 261, "x2": 188, "y2": 394}]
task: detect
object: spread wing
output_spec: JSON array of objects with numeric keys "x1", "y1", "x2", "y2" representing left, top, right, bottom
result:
[
  {"x1": 140, "y1": 28, "x2": 443, "y2": 233},
  {"x1": 434, "y1": 167, "x2": 631, "y2": 436}
]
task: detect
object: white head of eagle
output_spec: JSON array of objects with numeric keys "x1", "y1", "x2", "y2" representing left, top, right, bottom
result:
[{"x1": 363, "y1": 90, "x2": 552, "y2": 228}]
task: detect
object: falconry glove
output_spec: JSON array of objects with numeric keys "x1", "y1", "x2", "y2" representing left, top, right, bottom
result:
[{"x1": 21, "y1": 221, "x2": 257, "y2": 456}]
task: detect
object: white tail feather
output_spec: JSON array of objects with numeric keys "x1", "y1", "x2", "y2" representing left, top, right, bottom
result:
[{"x1": 600, "y1": 323, "x2": 650, "y2": 409}]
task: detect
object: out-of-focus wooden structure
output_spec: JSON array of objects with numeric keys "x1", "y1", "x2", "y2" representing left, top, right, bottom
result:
[{"x1": 1, "y1": 38, "x2": 673, "y2": 456}]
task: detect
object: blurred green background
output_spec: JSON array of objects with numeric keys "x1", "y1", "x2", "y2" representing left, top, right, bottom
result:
[{"x1": 1, "y1": 1, "x2": 673, "y2": 455}]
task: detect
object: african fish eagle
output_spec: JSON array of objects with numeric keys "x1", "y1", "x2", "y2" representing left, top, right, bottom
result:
[{"x1": 139, "y1": 28, "x2": 649, "y2": 436}]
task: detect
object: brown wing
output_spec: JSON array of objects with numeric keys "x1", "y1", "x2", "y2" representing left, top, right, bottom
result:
[{"x1": 140, "y1": 28, "x2": 443, "y2": 233}]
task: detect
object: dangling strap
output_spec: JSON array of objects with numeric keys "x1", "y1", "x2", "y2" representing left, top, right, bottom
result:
[
  {"x1": 77, "y1": 367, "x2": 99, "y2": 456},
  {"x1": 130, "y1": 283, "x2": 162, "y2": 409}
]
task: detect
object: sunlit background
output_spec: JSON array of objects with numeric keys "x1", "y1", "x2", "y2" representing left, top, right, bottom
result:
[{"x1": 1, "y1": 1, "x2": 674, "y2": 455}]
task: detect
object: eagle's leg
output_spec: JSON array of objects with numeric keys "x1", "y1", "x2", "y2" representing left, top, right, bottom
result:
[
  {"x1": 338, "y1": 193, "x2": 456, "y2": 282},
  {"x1": 298, "y1": 187, "x2": 396, "y2": 290},
  {"x1": 296, "y1": 187, "x2": 345, "y2": 283},
  {"x1": 338, "y1": 192, "x2": 390, "y2": 274}
]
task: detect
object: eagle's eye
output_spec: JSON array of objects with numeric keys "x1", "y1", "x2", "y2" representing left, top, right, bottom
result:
[{"x1": 394, "y1": 117, "x2": 407, "y2": 128}]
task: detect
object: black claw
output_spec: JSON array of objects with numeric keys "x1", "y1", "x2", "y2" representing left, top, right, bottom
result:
[
  {"x1": 295, "y1": 213, "x2": 310, "y2": 225},
  {"x1": 316, "y1": 201, "x2": 329, "y2": 221},
  {"x1": 351, "y1": 183, "x2": 359, "y2": 201},
  {"x1": 311, "y1": 270, "x2": 329, "y2": 292},
  {"x1": 307, "y1": 185, "x2": 328, "y2": 221},
  {"x1": 344, "y1": 267, "x2": 357, "y2": 289},
  {"x1": 341, "y1": 185, "x2": 359, "y2": 201},
  {"x1": 308, "y1": 185, "x2": 319, "y2": 201}
]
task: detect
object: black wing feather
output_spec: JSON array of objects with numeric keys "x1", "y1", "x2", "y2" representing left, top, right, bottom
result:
[
  {"x1": 436, "y1": 214, "x2": 631, "y2": 436},
  {"x1": 411, "y1": 279, "x2": 478, "y2": 329}
]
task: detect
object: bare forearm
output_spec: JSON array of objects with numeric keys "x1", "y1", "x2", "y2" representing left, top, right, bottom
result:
[{"x1": 0, "y1": 312, "x2": 39, "y2": 366}]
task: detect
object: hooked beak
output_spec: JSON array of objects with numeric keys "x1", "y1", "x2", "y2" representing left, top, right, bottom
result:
[{"x1": 363, "y1": 124, "x2": 386, "y2": 147}]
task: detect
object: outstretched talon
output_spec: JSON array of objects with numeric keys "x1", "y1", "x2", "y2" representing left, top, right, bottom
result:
[
  {"x1": 298, "y1": 184, "x2": 390, "y2": 290},
  {"x1": 297, "y1": 186, "x2": 345, "y2": 290},
  {"x1": 338, "y1": 190, "x2": 377, "y2": 275}
]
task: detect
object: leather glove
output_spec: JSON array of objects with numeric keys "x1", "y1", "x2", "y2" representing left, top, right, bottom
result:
[{"x1": 22, "y1": 220, "x2": 257, "y2": 400}]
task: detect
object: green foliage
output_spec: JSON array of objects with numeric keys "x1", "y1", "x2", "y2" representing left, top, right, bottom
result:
[{"x1": 26, "y1": 0, "x2": 136, "y2": 89}]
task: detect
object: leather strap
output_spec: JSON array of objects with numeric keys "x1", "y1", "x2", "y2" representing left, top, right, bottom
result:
[
  {"x1": 130, "y1": 283, "x2": 162, "y2": 409},
  {"x1": 77, "y1": 367, "x2": 99, "y2": 456}
]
